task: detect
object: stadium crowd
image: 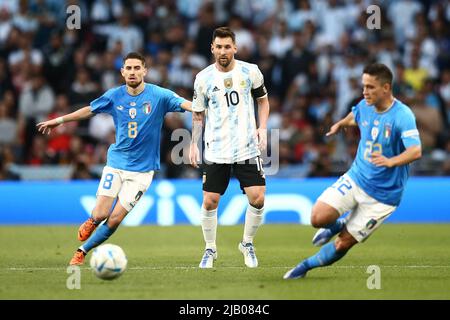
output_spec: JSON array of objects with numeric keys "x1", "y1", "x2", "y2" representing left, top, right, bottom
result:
[{"x1": 0, "y1": 0, "x2": 449, "y2": 180}]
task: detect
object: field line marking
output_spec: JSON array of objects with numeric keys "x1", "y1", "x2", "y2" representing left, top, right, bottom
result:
[{"x1": 2, "y1": 265, "x2": 450, "y2": 271}]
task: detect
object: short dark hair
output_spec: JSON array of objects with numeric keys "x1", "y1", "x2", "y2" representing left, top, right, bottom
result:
[
  {"x1": 363, "y1": 63, "x2": 393, "y2": 86},
  {"x1": 123, "y1": 52, "x2": 145, "y2": 66},
  {"x1": 212, "y1": 27, "x2": 236, "y2": 44}
]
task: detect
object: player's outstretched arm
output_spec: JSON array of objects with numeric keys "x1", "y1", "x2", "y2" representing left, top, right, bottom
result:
[
  {"x1": 326, "y1": 112, "x2": 357, "y2": 136},
  {"x1": 180, "y1": 100, "x2": 193, "y2": 112},
  {"x1": 189, "y1": 111, "x2": 204, "y2": 168},
  {"x1": 36, "y1": 106, "x2": 94, "y2": 135}
]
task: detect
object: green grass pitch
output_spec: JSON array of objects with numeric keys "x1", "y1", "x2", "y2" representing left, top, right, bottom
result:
[{"x1": 1, "y1": 224, "x2": 449, "y2": 299}]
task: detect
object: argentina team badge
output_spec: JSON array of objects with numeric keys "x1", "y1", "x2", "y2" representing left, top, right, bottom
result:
[
  {"x1": 224, "y1": 78, "x2": 233, "y2": 89},
  {"x1": 129, "y1": 107, "x2": 137, "y2": 119},
  {"x1": 143, "y1": 101, "x2": 152, "y2": 115}
]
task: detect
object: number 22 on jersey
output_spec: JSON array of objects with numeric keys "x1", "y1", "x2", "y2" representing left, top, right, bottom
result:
[{"x1": 363, "y1": 141, "x2": 382, "y2": 161}]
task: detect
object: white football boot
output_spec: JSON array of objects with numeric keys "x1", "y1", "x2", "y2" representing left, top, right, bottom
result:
[
  {"x1": 238, "y1": 242, "x2": 258, "y2": 268},
  {"x1": 199, "y1": 248, "x2": 217, "y2": 268}
]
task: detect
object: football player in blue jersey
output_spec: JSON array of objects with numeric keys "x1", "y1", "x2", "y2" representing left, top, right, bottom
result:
[
  {"x1": 37, "y1": 52, "x2": 192, "y2": 265},
  {"x1": 284, "y1": 63, "x2": 422, "y2": 279}
]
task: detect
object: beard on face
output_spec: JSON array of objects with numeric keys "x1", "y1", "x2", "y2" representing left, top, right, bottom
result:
[
  {"x1": 127, "y1": 79, "x2": 142, "y2": 88},
  {"x1": 218, "y1": 56, "x2": 230, "y2": 68}
]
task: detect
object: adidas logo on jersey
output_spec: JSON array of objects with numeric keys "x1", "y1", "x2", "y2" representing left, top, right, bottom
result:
[{"x1": 213, "y1": 86, "x2": 220, "y2": 92}]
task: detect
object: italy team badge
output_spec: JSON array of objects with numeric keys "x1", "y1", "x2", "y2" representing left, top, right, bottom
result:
[
  {"x1": 384, "y1": 124, "x2": 392, "y2": 139},
  {"x1": 143, "y1": 102, "x2": 151, "y2": 114}
]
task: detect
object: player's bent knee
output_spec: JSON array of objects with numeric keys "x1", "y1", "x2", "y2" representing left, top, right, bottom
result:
[
  {"x1": 203, "y1": 192, "x2": 220, "y2": 210},
  {"x1": 310, "y1": 213, "x2": 322, "y2": 228},
  {"x1": 334, "y1": 236, "x2": 356, "y2": 252},
  {"x1": 203, "y1": 198, "x2": 219, "y2": 210},
  {"x1": 310, "y1": 212, "x2": 329, "y2": 228},
  {"x1": 250, "y1": 196, "x2": 264, "y2": 209},
  {"x1": 310, "y1": 202, "x2": 339, "y2": 228}
]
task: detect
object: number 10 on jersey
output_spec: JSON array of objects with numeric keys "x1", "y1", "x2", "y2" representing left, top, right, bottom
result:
[{"x1": 224, "y1": 91, "x2": 240, "y2": 107}]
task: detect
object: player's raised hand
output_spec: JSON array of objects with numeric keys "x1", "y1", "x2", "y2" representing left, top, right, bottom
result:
[
  {"x1": 325, "y1": 123, "x2": 341, "y2": 137},
  {"x1": 36, "y1": 118, "x2": 62, "y2": 135},
  {"x1": 257, "y1": 128, "x2": 267, "y2": 152},
  {"x1": 371, "y1": 152, "x2": 393, "y2": 167},
  {"x1": 189, "y1": 143, "x2": 200, "y2": 168}
]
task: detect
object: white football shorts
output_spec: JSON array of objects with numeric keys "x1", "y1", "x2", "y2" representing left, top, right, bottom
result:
[
  {"x1": 97, "y1": 166, "x2": 154, "y2": 212},
  {"x1": 317, "y1": 173, "x2": 396, "y2": 242}
]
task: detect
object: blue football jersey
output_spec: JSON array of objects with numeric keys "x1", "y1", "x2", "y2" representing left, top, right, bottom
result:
[
  {"x1": 347, "y1": 99, "x2": 421, "y2": 206},
  {"x1": 90, "y1": 83, "x2": 186, "y2": 172}
]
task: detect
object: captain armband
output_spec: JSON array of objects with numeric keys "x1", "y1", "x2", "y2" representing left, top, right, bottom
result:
[{"x1": 251, "y1": 84, "x2": 267, "y2": 99}]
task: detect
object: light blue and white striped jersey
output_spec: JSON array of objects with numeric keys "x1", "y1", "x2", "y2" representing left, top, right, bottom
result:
[
  {"x1": 192, "y1": 60, "x2": 265, "y2": 163},
  {"x1": 90, "y1": 83, "x2": 186, "y2": 172},
  {"x1": 347, "y1": 98, "x2": 421, "y2": 206}
]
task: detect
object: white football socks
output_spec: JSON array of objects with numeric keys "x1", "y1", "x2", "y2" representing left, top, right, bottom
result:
[
  {"x1": 200, "y1": 206, "x2": 217, "y2": 251},
  {"x1": 243, "y1": 204, "x2": 264, "y2": 244}
]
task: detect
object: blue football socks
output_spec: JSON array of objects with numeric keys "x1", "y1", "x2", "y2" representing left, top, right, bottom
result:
[
  {"x1": 324, "y1": 217, "x2": 346, "y2": 235},
  {"x1": 81, "y1": 223, "x2": 116, "y2": 253},
  {"x1": 304, "y1": 242, "x2": 347, "y2": 270}
]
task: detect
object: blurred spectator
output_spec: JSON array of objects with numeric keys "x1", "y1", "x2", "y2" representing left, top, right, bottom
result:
[
  {"x1": 0, "y1": 8, "x2": 12, "y2": 48},
  {"x1": 268, "y1": 20, "x2": 293, "y2": 59},
  {"x1": 88, "y1": 112, "x2": 115, "y2": 144},
  {"x1": 91, "y1": 0, "x2": 123, "y2": 24},
  {"x1": 439, "y1": 70, "x2": 450, "y2": 106},
  {"x1": 42, "y1": 30, "x2": 73, "y2": 93},
  {"x1": 0, "y1": 0, "x2": 449, "y2": 180},
  {"x1": 0, "y1": 145, "x2": 20, "y2": 180},
  {"x1": 441, "y1": 138, "x2": 450, "y2": 175},
  {"x1": 69, "y1": 67, "x2": 99, "y2": 106},
  {"x1": 71, "y1": 155, "x2": 97, "y2": 180},
  {"x1": 0, "y1": 58, "x2": 13, "y2": 99},
  {"x1": 191, "y1": 2, "x2": 217, "y2": 60},
  {"x1": 27, "y1": 135, "x2": 50, "y2": 165},
  {"x1": 12, "y1": 0, "x2": 38, "y2": 33},
  {"x1": 30, "y1": 0, "x2": 58, "y2": 48},
  {"x1": 228, "y1": 15, "x2": 254, "y2": 60},
  {"x1": 411, "y1": 91, "x2": 444, "y2": 152},
  {"x1": 8, "y1": 31, "x2": 43, "y2": 74},
  {"x1": 288, "y1": 0, "x2": 316, "y2": 31},
  {"x1": 0, "y1": 101, "x2": 17, "y2": 145},
  {"x1": 45, "y1": 94, "x2": 78, "y2": 162},
  {"x1": 388, "y1": 0, "x2": 423, "y2": 45},
  {"x1": 404, "y1": 49, "x2": 429, "y2": 91},
  {"x1": 93, "y1": 10, "x2": 143, "y2": 56},
  {"x1": 18, "y1": 73, "x2": 55, "y2": 156},
  {"x1": 18, "y1": 73, "x2": 55, "y2": 123},
  {"x1": 281, "y1": 30, "x2": 315, "y2": 97}
]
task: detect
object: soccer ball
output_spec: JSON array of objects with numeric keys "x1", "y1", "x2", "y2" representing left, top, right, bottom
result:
[{"x1": 90, "y1": 244, "x2": 127, "y2": 280}]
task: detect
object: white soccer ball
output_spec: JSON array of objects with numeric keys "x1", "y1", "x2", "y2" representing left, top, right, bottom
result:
[{"x1": 90, "y1": 244, "x2": 127, "y2": 280}]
